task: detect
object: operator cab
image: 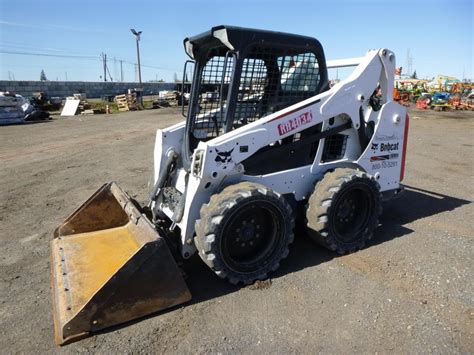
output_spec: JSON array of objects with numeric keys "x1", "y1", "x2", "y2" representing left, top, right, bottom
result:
[{"x1": 182, "y1": 25, "x2": 329, "y2": 160}]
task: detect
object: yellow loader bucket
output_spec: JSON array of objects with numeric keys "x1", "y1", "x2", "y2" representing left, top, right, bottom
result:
[{"x1": 50, "y1": 182, "x2": 191, "y2": 345}]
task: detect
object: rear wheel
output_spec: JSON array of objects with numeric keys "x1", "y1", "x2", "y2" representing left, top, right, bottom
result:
[
  {"x1": 306, "y1": 168, "x2": 381, "y2": 254},
  {"x1": 195, "y1": 182, "x2": 294, "y2": 284}
]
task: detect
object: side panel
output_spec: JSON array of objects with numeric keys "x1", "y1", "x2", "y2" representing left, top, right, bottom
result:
[
  {"x1": 242, "y1": 166, "x2": 313, "y2": 200},
  {"x1": 153, "y1": 121, "x2": 186, "y2": 182},
  {"x1": 357, "y1": 102, "x2": 407, "y2": 190}
]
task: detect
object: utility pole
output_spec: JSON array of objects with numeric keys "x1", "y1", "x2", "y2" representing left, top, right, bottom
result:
[
  {"x1": 105, "y1": 53, "x2": 108, "y2": 82},
  {"x1": 65, "y1": 72, "x2": 68, "y2": 81},
  {"x1": 405, "y1": 49, "x2": 413, "y2": 78},
  {"x1": 102, "y1": 53, "x2": 107, "y2": 82},
  {"x1": 113, "y1": 57, "x2": 117, "y2": 80},
  {"x1": 120, "y1": 60, "x2": 123, "y2": 82},
  {"x1": 106, "y1": 64, "x2": 113, "y2": 82},
  {"x1": 136, "y1": 40, "x2": 142, "y2": 86},
  {"x1": 130, "y1": 29, "x2": 143, "y2": 88}
]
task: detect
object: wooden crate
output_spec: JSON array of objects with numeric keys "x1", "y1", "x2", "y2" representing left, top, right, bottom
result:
[{"x1": 115, "y1": 94, "x2": 139, "y2": 111}]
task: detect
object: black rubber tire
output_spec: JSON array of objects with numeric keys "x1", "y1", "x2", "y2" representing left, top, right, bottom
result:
[
  {"x1": 195, "y1": 182, "x2": 295, "y2": 285},
  {"x1": 305, "y1": 168, "x2": 382, "y2": 254}
]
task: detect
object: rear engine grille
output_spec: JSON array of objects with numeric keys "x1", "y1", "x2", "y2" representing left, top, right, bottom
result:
[{"x1": 322, "y1": 134, "x2": 347, "y2": 162}]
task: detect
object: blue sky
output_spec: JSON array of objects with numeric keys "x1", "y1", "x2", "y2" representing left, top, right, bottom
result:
[{"x1": 0, "y1": 0, "x2": 472, "y2": 82}]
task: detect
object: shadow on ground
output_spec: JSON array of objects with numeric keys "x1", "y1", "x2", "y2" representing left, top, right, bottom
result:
[
  {"x1": 1, "y1": 119, "x2": 53, "y2": 126},
  {"x1": 185, "y1": 185, "x2": 471, "y2": 301},
  {"x1": 95, "y1": 185, "x2": 470, "y2": 339}
]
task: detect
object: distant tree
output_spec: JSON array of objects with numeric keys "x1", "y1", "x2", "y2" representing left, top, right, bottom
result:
[
  {"x1": 158, "y1": 79, "x2": 165, "y2": 82},
  {"x1": 40, "y1": 69, "x2": 48, "y2": 81},
  {"x1": 173, "y1": 72, "x2": 179, "y2": 82},
  {"x1": 411, "y1": 70, "x2": 418, "y2": 79}
]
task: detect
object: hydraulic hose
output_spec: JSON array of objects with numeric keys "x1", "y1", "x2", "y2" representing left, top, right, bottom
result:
[
  {"x1": 171, "y1": 172, "x2": 189, "y2": 226},
  {"x1": 148, "y1": 149, "x2": 178, "y2": 207}
]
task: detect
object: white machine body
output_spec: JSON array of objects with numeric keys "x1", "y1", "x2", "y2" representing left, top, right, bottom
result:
[{"x1": 153, "y1": 48, "x2": 408, "y2": 258}]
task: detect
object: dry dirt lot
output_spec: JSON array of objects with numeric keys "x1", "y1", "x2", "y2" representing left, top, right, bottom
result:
[{"x1": 0, "y1": 107, "x2": 473, "y2": 353}]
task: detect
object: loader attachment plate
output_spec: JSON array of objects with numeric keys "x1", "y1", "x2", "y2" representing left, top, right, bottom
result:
[{"x1": 50, "y1": 182, "x2": 191, "y2": 345}]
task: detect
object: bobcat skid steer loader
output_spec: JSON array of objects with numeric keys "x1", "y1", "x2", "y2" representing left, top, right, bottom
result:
[{"x1": 50, "y1": 25, "x2": 409, "y2": 344}]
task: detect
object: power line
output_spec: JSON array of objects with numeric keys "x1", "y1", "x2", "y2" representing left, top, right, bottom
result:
[
  {"x1": 0, "y1": 20, "x2": 113, "y2": 35},
  {"x1": 0, "y1": 50, "x2": 99, "y2": 60},
  {"x1": 0, "y1": 42, "x2": 99, "y2": 56},
  {"x1": 1, "y1": 50, "x2": 178, "y2": 71},
  {"x1": 1, "y1": 50, "x2": 180, "y2": 81},
  {"x1": 120, "y1": 59, "x2": 178, "y2": 72}
]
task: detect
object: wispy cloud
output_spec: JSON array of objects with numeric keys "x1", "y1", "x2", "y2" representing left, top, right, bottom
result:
[
  {"x1": 0, "y1": 41, "x2": 98, "y2": 56},
  {"x1": 0, "y1": 20, "x2": 113, "y2": 35}
]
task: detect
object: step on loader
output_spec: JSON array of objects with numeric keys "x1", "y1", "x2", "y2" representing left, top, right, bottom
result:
[{"x1": 50, "y1": 25, "x2": 409, "y2": 345}]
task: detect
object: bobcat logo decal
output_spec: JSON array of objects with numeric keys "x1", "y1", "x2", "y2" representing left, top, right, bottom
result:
[{"x1": 215, "y1": 148, "x2": 234, "y2": 165}]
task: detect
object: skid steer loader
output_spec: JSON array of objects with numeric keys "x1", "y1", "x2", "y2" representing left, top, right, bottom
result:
[{"x1": 51, "y1": 25, "x2": 409, "y2": 344}]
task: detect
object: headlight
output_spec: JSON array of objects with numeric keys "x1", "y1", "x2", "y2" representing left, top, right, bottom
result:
[{"x1": 192, "y1": 150, "x2": 204, "y2": 177}]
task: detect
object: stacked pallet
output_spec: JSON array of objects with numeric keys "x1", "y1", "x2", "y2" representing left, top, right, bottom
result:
[
  {"x1": 115, "y1": 93, "x2": 139, "y2": 111},
  {"x1": 155, "y1": 90, "x2": 179, "y2": 107},
  {"x1": 62, "y1": 93, "x2": 90, "y2": 113}
]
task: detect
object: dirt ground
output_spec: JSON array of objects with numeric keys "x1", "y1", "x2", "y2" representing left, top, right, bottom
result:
[{"x1": 0, "y1": 107, "x2": 473, "y2": 353}]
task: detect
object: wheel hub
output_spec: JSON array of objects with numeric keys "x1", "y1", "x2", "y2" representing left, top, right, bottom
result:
[
  {"x1": 220, "y1": 200, "x2": 284, "y2": 272},
  {"x1": 239, "y1": 223, "x2": 256, "y2": 241},
  {"x1": 235, "y1": 219, "x2": 263, "y2": 249},
  {"x1": 332, "y1": 184, "x2": 373, "y2": 243},
  {"x1": 337, "y1": 199, "x2": 355, "y2": 222}
]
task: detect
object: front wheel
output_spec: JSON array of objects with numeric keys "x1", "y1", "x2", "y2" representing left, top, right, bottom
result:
[
  {"x1": 195, "y1": 182, "x2": 294, "y2": 285},
  {"x1": 306, "y1": 168, "x2": 382, "y2": 254}
]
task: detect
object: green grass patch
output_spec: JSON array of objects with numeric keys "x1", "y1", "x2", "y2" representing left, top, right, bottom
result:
[{"x1": 87, "y1": 101, "x2": 119, "y2": 113}]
